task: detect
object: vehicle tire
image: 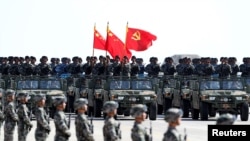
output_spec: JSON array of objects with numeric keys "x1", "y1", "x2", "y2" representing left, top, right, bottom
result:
[
  {"x1": 200, "y1": 101, "x2": 208, "y2": 120},
  {"x1": 158, "y1": 104, "x2": 163, "y2": 115},
  {"x1": 208, "y1": 104, "x2": 216, "y2": 117},
  {"x1": 240, "y1": 102, "x2": 249, "y2": 121},
  {"x1": 191, "y1": 108, "x2": 199, "y2": 120},
  {"x1": 182, "y1": 99, "x2": 190, "y2": 118},
  {"x1": 164, "y1": 98, "x2": 172, "y2": 114},
  {"x1": 94, "y1": 99, "x2": 102, "y2": 117},
  {"x1": 124, "y1": 110, "x2": 130, "y2": 116},
  {"x1": 149, "y1": 101, "x2": 157, "y2": 120}
]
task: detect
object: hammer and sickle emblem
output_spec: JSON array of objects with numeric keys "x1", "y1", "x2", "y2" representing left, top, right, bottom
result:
[{"x1": 131, "y1": 31, "x2": 140, "y2": 40}]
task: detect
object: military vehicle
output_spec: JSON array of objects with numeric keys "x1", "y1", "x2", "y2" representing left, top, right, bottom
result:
[
  {"x1": 189, "y1": 77, "x2": 249, "y2": 121},
  {"x1": 87, "y1": 76, "x2": 106, "y2": 117},
  {"x1": 103, "y1": 77, "x2": 158, "y2": 120},
  {"x1": 13, "y1": 76, "x2": 68, "y2": 118},
  {"x1": 242, "y1": 76, "x2": 250, "y2": 105}
]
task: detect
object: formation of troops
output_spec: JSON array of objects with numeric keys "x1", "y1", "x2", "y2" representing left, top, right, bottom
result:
[
  {"x1": 1, "y1": 55, "x2": 250, "y2": 78},
  {"x1": 0, "y1": 55, "x2": 241, "y2": 141}
]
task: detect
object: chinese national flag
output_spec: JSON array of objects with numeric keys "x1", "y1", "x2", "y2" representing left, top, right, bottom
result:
[
  {"x1": 93, "y1": 28, "x2": 106, "y2": 50},
  {"x1": 126, "y1": 27, "x2": 157, "y2": 51},
  {"x1": 105, "y1": 29, "x2": 132, "y2": 59}
]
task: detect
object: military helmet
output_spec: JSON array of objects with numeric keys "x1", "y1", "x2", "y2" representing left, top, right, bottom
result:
[
  {"x1": 34, "y1": 93, "x2": 46, "y2": 103},
  {"x1": 130, "y1": 104, "x2": 147, "y2": 117},
  {"x1": 17, "y1": 92, "x2": 30, "y2": 100},
  {"x1": 216, "y1": 113, "x2": 236, "y2": 125},
  {"x1": 74, "y1": 98, "x2": 88, "y2": 110},
  {"x1": 5, "y1": 89, "x2": 15, "y2": 97},
  {"x1": 103, "y1": 101, "x2": 119, "y2": 113},
  {"x1": 52, "y1": 96, "x2": 67, "y2": 107},
  {"x1": 164, "y1": 108, "x2": 183, "y2": 122}
]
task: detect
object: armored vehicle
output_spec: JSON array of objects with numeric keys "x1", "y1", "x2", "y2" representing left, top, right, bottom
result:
[
  {"x1": 13, "y1": 76, "x2": 67, "y2": 118},
  {"x1": 103, "y1": 77, "x2": 158, "y2": 120},
  {"x1": 189, "y1": 77, "x2": 249, "y2": 121}
]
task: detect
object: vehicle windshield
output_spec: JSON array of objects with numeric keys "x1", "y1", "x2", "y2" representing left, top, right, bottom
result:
[
  {"x1": 110, "y1": 80, "x2": 130, "y2": 90},
  {"x1": 222, "y1": 80, "x2": 243, "y2": 90},
  {"x1": 17, "y1": 80, "x2": 39, "y2": 89},
  {"x1": 200, "y1": 81, "x2": 220, "y2": 90},
  {"x1": 40, "y1": 80, "x2": 61, "y2": 89},
  {"x1": 131, "y1": 80, "x2": 152, "y2": 90}
]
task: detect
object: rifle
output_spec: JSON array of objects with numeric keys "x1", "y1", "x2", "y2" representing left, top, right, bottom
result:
[
  {"x1": 116, "y1": 120, "x2": 122, "y2": 139},
  {"x1": 90, "y1": 113, "x2": 94, "y2": 133},
  {"x1": 68, "y1": 109, "x2": 71, "y2": 129},
  {"x1": 149, "y1": 121, "x2": 153, "y2": 141},
  {"x1": 184, "y1": 128, "x2": 187, "y2": 141}
]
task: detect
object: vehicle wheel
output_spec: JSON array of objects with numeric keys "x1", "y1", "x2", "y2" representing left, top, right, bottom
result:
[
  {"x1": 124, "y1": 110, "x2": 130, "y2": 116},
  {"x1": 149, "y1": 101, "x2": 157, "y2": 120},
  {"x1": 182, "y1": 99, "x2": 190, "y2": 118},
  {"x1": 208, "y1": 104, "x2": 216, "y2": 117},
  {"x1": 158, "y1": 104, "x2": 163, "y2": 115},
  {"x1": 164, "y1": 98, "x2": 172, "y2": 114},
  {"x1": 240, "y1": 102, "x2": 249, "y2": 121},
  {"x1": 103, "y1": 113, "x2": 107, "y2": 119},
  {"x1": 94, "y1": 99, "x2": 102, "y2": 117},
  {"x1": 88, "y1": 106, "x2": 94, "y2": 117},
  {"x1": 191, "y1": 108, "x2": 199, "y2": 120},
  {"x1": 200, "y1": 101, "x2": 208, "y2": 120}
]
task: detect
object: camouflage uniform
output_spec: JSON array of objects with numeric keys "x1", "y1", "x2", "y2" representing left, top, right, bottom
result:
[
  {"x1": 130, "y1": 104, "x2": 151, "y2": 141},
  {"x1": 74, "y1": 98, "x2": 94, "y2": 141},
  {"x1": 34, "y1": 94, "x2": 50, "y2": 141},
  {"x1": 103, "y1": 101, "x2": 121, "y2": 141},
  {"x1": 4, "y1": 89, "x2": 19, "y2": 141},
  {"x1": 0, "y1": 88, "x2": 4, "y2": 134},
  {"x1": 216, "y1": 113, "x2": 236, "y2": 125},
  {"x1": 162, "y1": 108, "x2": 185, "y2": 141},
  {"x1": 53, "y1": 96, "x2": 71, "y2": 141},
  {"x1": 17, "y1": 92, "x2": 33, "y2": 141}
]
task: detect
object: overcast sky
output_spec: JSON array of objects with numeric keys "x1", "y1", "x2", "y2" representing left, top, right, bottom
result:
[{"x1": 1, "y1": 0, "x2": 250, "y2": 64}]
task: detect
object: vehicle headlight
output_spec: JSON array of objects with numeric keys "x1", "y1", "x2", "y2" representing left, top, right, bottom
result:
[
  {"x1": 129, "y1": 97, "x2": 137, "y2": 102},
  {"x1": 144, "y1": 96, "x2": 151, "y2": 100},
  {"x1": 235, "y1": 97, "x2": 242, "y2": 100},
  {"x1": 209, "y1": 97, "x2": 215, "y2": 100},
  {"x1": 118, "y1": 96, "x2": 124, "y2": 100},
  {"x1": 221, "y1": 97, "x2": 228, "y2": 102}
]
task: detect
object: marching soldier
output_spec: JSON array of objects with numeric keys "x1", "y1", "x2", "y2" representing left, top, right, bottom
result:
[
  {"x1": 163, "y1": 108, "x2": 187, "y2": 141},
  {"x1": 103, "y1": 101, "x2": 121, "y2": 141},
  {"x1": 130, "y1": 104, "x2": 152, "y2": 141},
  {"x1": 53, "y1": 96, "x2": 71, "y2": 141},
  {"x1": 17, "y1": 92, "x2": 33, "y2": 141},
  {"x1": 4, "y1": 89, "x2": 19, "y2": 141},
  {"x1": 34, "y1": 94, "x2": 51, "y2": 141},
  {"x1": 74, "y1": 98, "x2": 94, "y2": 141},
  {"x1": 216, "y1": 113, "x2": 236, "y2": 125}
]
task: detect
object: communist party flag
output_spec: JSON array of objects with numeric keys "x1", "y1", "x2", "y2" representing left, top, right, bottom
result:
[
  {"x1": 126, "y1": 27, "x2": 157, "y2": 51},
  {"x1": 105, "y1": 24, "x2": 132, "y2": 59},
  {"x1": 93, "y1": 26, "x2": 106, "y2": 50}
]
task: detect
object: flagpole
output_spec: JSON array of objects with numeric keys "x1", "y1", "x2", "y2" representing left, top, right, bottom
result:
[
  {"x1": 93, "y1": 23, "x2": 96, "y2": 57},
  {"x1": 124, "y1": 22, "x2": 129, "y2": 59},
  {"x1": 105, "y1": 22, "x2": 109, "y2": 58}
]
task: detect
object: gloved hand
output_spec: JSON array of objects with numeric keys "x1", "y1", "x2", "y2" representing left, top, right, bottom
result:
[{"x1": 65, "y1": 130, "x2": 71, "y2": 138}]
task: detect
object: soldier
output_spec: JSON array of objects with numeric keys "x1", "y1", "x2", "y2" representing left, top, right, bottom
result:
[
  {"x1": 53, "y1": 96, "x2": 71, "y2": 141},
  {"x1": 162, "y1": 108, "x2": 186, "y2": 141},
  {"x1": 35, "y1": 56, "x2": 52, "y2": 76},
  {"x1": 74, "y1": 98, "x2": 95, "y2": 141},
  {"x1": 130, "y1": 56, "x2": 139, "y2": 77},
  {"x1": 216, "y1": 113, "x2": 236, "y2": 125},
  {"x1": 17, "y1": 92, "x2": 33, "y2": 141},
  {"x1": 0, "y1": 88, "x2": 5, "y2": 135},
  {"x1": 130, "y1": 104, "x2": 152, "y2": 141},
  {"x1": 4, "y1": 89, "x2": 19, "y2": 141},
  {"x1": 34, "y1": 94, "x2": 51, "y2": 141},
  {"x1": 103, "y1": 101, "x2": 121, "y2": 141}
]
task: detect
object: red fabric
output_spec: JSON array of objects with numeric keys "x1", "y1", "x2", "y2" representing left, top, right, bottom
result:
[
  {"x1": 105, "y1": 30, "x2": 132, "y2": 59},
  {"x1": 93, "y1": 29, "x2": 106, "y2": 50},
  {"x1": 126, "y1": 27, "x2": 157, "y2": 51}
]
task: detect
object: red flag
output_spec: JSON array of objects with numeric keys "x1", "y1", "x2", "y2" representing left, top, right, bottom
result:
[
  {"x1": 93, "y1": 28, "x2": 106, "y2": 50},
  {"x1": 126, "y1": 27, "x2": 157, "y2": 51},
  {"x1": 105, "y1": 29, "x2": 132, "y2": 59}
]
